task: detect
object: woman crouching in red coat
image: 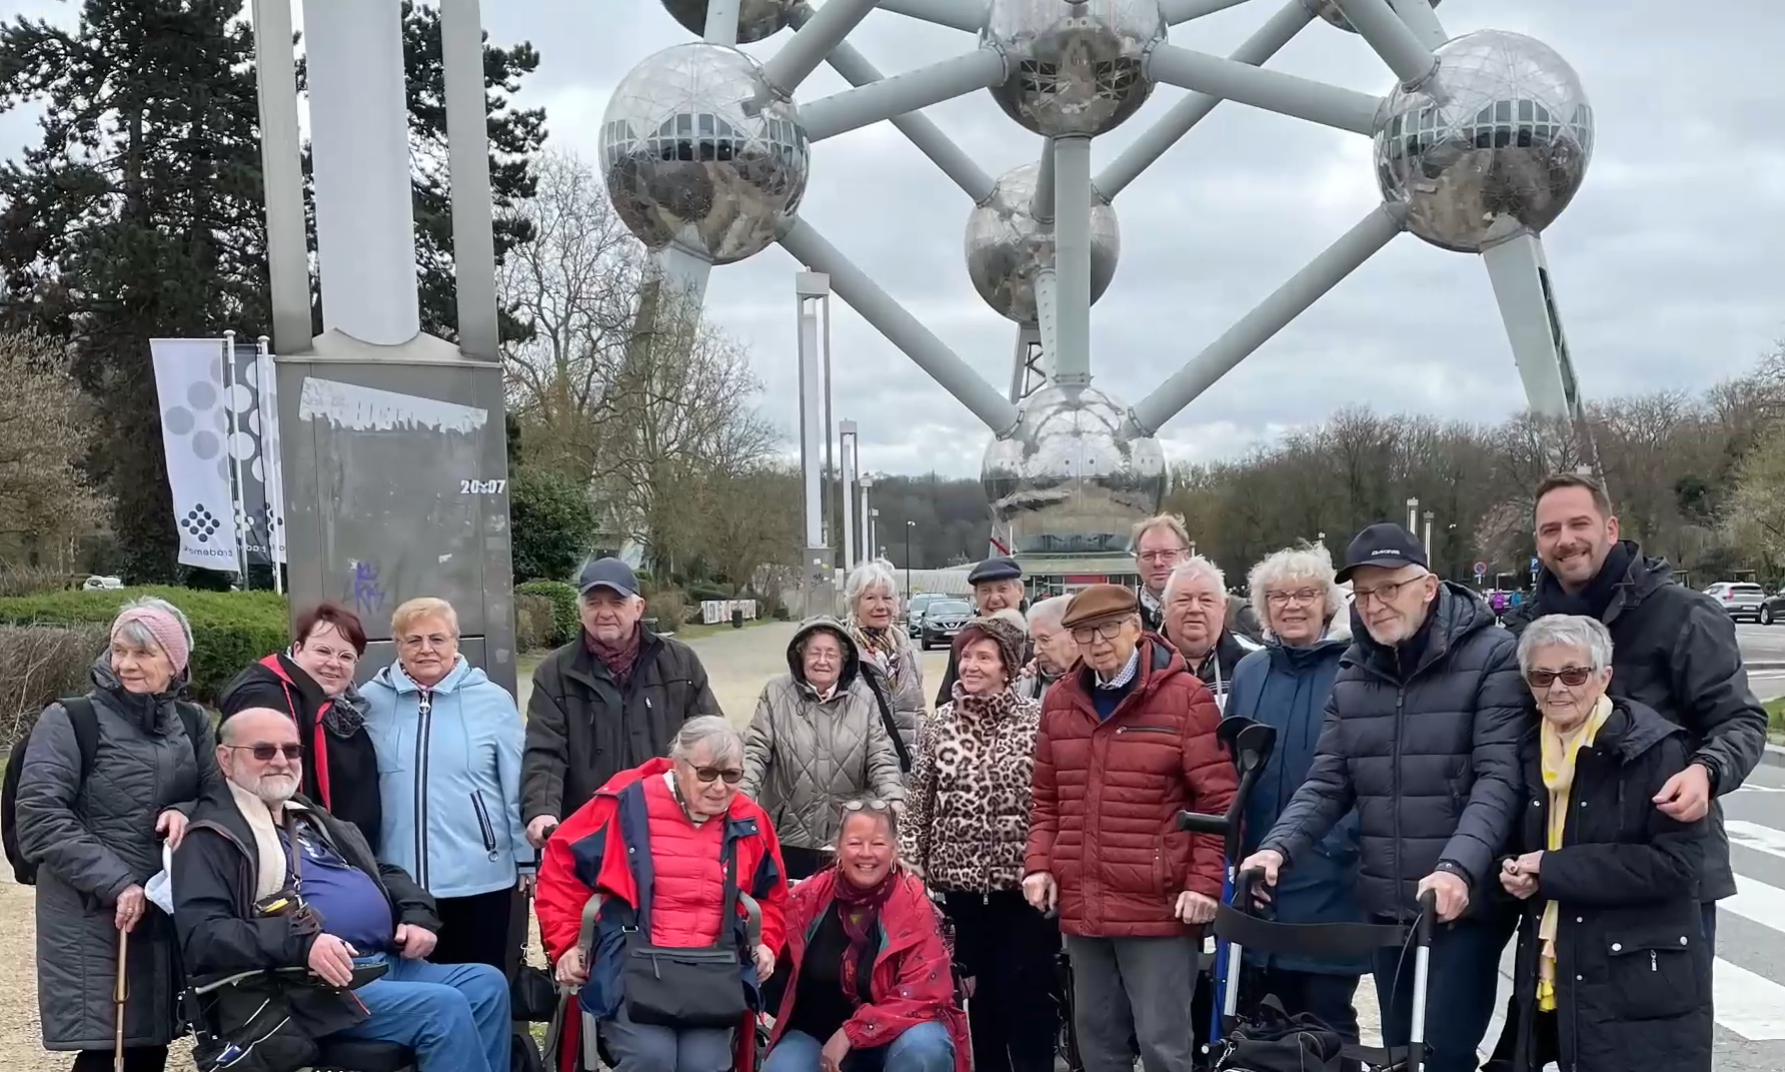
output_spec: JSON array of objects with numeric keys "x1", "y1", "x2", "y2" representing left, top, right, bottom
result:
[
  {"x1": 763, "y1": 799, "x2": 970, "y2": 1072},
  {"x1": 537, "y1": 716, "x2": 790, "y2": 1072}
]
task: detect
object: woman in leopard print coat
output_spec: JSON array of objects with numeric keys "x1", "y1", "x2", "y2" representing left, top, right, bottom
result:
[{"x1": 902, "y1": 615, "x2": 1061, "y2": 1072}]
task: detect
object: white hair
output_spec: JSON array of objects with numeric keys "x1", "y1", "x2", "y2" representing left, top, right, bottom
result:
[
  {"x1": 1027, "y1": 594, "x2": 1073, "y2": 630},
  {"x1": 112, "y1": 595, "x2": 194, "y2": 654},
  {"x1": 845, "y1": 558, "x2": 900, "y2": 608},
  {"x1": 1162, "y1": 555, "x2": 1226, "y2": 603},
  {"x1": 1246, "y1": 544, "x2": 1346, "y2": 628},
  {"x1": 670, "y1": 715, "x2": 744, "y2": 765},
  {"x1": 1517, "y1": 614, "x2": 1614, "y2": 674}
]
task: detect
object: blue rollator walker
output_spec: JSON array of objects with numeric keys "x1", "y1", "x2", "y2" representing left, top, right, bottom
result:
[{"x1": 1176, "y1": 716, "x2": 1277, "y2": 1064}]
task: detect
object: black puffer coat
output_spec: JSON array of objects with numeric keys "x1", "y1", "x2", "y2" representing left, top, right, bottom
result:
[
  {"x1": 1505, "y1": 699, "x2": 1711, "y2": 1072},
  {"x1": 1505, "y1": 543, "x2": 1768, "y2": 901},
  {"x1": 1261, "y1": 582, "x2": 1529, "y2": 918}
]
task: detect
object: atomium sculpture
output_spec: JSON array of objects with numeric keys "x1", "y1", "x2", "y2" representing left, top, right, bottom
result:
[{"x1": 601, "y1": 0, "x2": 1597, "y2": 557}]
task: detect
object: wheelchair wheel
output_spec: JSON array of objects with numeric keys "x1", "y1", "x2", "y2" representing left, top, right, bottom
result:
[{"x1": 1053, "y1": 948, "x2": 1083, "y2": 1072}]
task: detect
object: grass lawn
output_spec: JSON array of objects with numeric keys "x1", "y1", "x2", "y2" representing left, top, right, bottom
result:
[{"x1": 1766, "y1": 695, "x2": 1785, "y2": 741}]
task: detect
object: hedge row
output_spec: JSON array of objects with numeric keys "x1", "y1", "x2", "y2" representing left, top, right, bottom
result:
[
  {"x1": 0, "y1": 586, "x2": 290, "y2": 704},
  {"x1": 516, "y1": 581, "x2": 579, "y2": 647}
]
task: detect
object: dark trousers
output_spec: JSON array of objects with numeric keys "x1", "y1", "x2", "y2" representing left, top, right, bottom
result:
[
  {"x1": 433, "y1": 887, "x2": 519, "y2": 973},
  {"x1": 943, "y1": 889, "x2": 1061, "y2": 1072},
  {"x1": 71, "y1": 1047, "x2": 167, "y2": 1071},
  {"x1": 1371, "y1": 915, "x2": 1501, "y2": 1072}
]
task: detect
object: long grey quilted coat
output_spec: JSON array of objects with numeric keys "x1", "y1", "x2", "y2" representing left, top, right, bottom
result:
[
  {"x1": 15, "y1": 659, "x2": 224, "y2": 1051},
  {"x1": 741, "y1": 618, "x2": 906, "y2": 851},
  {"x1": 853, "y1": 623, "x2": 926, "y2": 753}
]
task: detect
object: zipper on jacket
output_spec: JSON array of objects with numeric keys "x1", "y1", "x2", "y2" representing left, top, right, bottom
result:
[
  {"x1": 1392, "y1": 686, "x2": 1406, "y2": 924},
  {"x1": 414, "y1": 690, "x2": 434, "y2": 889},
  {"x1": 1116, "y1": 725, "x2": 1175, "y2": 735},
  {"x1": 472, "y1": 790, "x2": 499, "y2": 859}
]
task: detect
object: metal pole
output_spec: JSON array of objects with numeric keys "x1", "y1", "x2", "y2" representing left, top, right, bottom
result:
[
  {"x1": 254, "y1": 335, "x2": 285, "y2": 596},
  {"x1": 705, "y1": 0, "x2": 743, "y2": 43},
  {"x1": 1423, "y1": 510, "x2": 1434, "y2": 563},
  {"x1": 763, "y1": 0, "x2": 883, "y2": 98},
  {"x1": 1162, "y1": 0, "x2": 1256, "y2": 23},
  {"x1": 779, "y1": 219, "x2": 1020, "y2": 435},
  {"x1": 1129, "y1": 204, "x2": 1405, "y2": 435},
  {"x1": 870, "y1": 507, "x2": 879, "y2": 559},
  {"x1": 1406, "y1": 498, "x2": 1419, "y2": 533},
  {"x1": 822, "y1": 292, "x2": 834, "y2": 551},
  {"x1": 250, "y1": 0, "x2": 312, "y2": 355},
  {"x1": 799, "y1": 297, "x2": 824, "y2": 549},
  {"x1": 1031, "y1": 138, "x2": 1056, "y2": 223},
  {"x1": 860, "y1": 478, "x2": 874, "y2": 565},
  {"x1": 1098, "y1": 0, "x2": 1313, "y2": 199},
  {"x1": 221, "y1": 332, "x2": 252, "y2": 588},
  {"x1": 801, "y1": 48, "x2": 1007, "y2": 142},
  {"x1": 441, "y1": 0, "x2": 500, "y2": 359},
  {"x1": 839, "y1": 421, "x2": 857, "y2": 569},
  {"x1": 876, "y1": 0, "x2": 986, "y2": 32},
  {"x1": 1145, "y1": 44, "x2": 1385, "y2": 136},
  {"x1": 1388, "y1": 0, "x2": 1447, "y2": 49},
  {"x1": 1052, "y1": 136, "x2": 1093, "y2": 387},
  {"x1": 1330, "y1": 0, "x2": 1440, "y2": 84},
  {"x1": 1033, "y1": 275, "x2": 1059, "y2": 380},
  {"x1": 905, "y1": 521, "x2": 914, "y2": 596}
]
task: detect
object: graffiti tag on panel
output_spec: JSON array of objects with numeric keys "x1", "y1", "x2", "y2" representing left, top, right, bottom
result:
[{"x1": 350, "y1": 560, "x2": 386, "y2": 619}]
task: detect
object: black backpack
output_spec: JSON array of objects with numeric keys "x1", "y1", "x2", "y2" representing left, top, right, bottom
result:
[{"x1": 2, "y1": 696, "x2": 208, "y2": 885}]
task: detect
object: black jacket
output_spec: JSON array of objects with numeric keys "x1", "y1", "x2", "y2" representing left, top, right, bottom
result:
[
  {"x1": 521, "y1": 629, "x2": 721, "y2": 824},
  {"x1": 1505, "y1": 700, "x2": 1711, "y2": 1072},
  {"x1": 218, "y1": 656, "x2": 383, "y2": 853},
  {"x1": 171, "y1": 792, "x2": 439, "y2": 1037},
  {"x1": 1262, "y1": 582, "x2": 1530, "y2": 918},
  {"x1": 1504, "y1": 543, "x2": 1767, "y2": 901}
]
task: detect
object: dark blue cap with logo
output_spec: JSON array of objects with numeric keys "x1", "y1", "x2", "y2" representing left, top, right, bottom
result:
[
  {"x1": 1337, "y1": 523, "x2": 1428, "y2": 583},
  {"x1": 577, "y1": 557, "x2": 639, "y2": 598}
]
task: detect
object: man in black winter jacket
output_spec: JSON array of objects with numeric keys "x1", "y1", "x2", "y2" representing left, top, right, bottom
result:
[
  {"x1": 1242, "y1": 522, "x2": 1528, "y2": 1072},
  {"x1": 175, "y1": 707, "x2": 511, "y2": 1072}
]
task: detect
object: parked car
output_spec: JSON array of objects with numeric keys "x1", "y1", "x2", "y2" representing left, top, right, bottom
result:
[
  {"x1": 906, "y1": 592, "x2": 943, "y2": 637},
  {"x1": 918, "y1": 598, "x2": 972, "y2": 650},
  {"x1": 1706, "y1": 581, "x2": 1766, "y2": 622}
]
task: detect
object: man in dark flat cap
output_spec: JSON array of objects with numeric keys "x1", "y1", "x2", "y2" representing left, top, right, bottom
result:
[{"x1": 933, "y1": 555, "x2": 1031, "y2": 706}]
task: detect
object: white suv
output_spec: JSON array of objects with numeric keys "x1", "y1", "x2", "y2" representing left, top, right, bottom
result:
[{"x1": 1704, "y1": 582, "x2": 1765, "y2": 622}]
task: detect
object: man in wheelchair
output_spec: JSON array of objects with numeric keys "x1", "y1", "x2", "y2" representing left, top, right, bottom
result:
[{"x1": 171, "y1": 707, "x2": 512, "y2": 1072}]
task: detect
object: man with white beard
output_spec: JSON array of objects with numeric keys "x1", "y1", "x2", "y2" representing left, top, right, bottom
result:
[{"x1": 173, "y1": 707, "x2": 511, "y2": 1072}]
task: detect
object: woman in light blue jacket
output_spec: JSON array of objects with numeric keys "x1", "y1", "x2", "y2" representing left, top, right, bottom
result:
[{"x1": 363, "y1": 596, "x2": 532, "y2": 972}]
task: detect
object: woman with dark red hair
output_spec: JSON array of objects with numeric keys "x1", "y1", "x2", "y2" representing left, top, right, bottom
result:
[{"x1": 218, "y1": 600, "x2": 382, "y2": 848}]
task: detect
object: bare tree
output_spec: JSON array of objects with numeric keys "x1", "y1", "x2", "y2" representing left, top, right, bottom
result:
[{"x1": 0, "y1": 330, "x2": 105, "y2": 567}]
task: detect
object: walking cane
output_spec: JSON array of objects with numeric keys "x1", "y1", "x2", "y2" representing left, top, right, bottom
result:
[{"x1": 113, "y1": 926, "x2": 129, "y2": 1072}]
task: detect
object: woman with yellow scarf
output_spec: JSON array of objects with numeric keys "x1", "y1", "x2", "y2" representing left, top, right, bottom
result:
[{"x1": 1496, "y1": 614, "x2": 1711, "y2": 1072}]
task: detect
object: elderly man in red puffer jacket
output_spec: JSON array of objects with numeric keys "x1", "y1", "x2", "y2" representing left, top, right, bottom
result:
[{"x1": 1022, "y1": 584, "x2": 1236, "y2": 1072}]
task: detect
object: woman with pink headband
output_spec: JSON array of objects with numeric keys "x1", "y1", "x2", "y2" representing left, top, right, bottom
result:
[{"x1": 14, "y1": 595, "x2": 224, "y2": 1072}]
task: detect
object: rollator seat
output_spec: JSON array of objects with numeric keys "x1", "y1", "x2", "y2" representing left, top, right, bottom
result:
[{"x1": 312, "y1": 1038, "x2": 417, "y2": 1072}]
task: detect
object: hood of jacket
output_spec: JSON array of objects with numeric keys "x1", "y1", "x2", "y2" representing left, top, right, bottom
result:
[
  {"x1": 367, "y1": 654, "x2": 488, "y2": 696},
  {"x1": 1347, "y1": 581, "x2": 1496, "y2": 680},
  {"x1": 786, "y1": 616, "x2": 862, "y2": 698},
  {"x1": 1263, "y1": 618, "x2": 1353, "y2": 674},
  {"x1": 89, "y1": 654, "x2": 189, "y2": 732}
]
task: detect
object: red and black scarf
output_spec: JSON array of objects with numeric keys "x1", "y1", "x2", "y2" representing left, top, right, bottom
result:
[{"x1": 833, "y1": 870, "x2": 895, "y2": 1001}]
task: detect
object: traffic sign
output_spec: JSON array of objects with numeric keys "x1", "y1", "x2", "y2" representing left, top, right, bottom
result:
[
  {"x1": 1473, "y1": 561, "x2": 1487, "y2": 579},
  {"x1": 1530, "y1": 556, "x2": 1540, "y2": 572}
]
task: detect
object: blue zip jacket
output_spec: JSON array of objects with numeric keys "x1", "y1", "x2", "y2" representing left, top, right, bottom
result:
[
  {"x1": 362, "y1": 656, "x2": 532, "y2": 898},
  {"x1": 1226, "y1": 624, "x2": 1368, "y2": 975}
]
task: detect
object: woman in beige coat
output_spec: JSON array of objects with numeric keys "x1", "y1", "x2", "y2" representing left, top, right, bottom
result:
[
  {"x1": 844, "y1": 559, "x2": 926, "y2": 752},
  {"x1": 741, "y1": 617, "x2": 907, "y2": 879}
]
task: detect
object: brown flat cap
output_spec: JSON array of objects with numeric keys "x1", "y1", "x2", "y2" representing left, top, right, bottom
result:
[{"x1": 1061, "y1": 584, "x2": 1139, "y2": 629}]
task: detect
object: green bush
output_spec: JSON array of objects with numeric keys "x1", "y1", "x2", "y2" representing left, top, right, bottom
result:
[
  {"x1": 1, "y1": 623, "x2": 110, "y2": 751},
  {"x1": 514, "y1": 593, "x2": 558, "y2": 652},
  {"x1": 516, "y1": 580, "x2": 578, "y2": 647},
  {"x1": 0, "y1": 586, "x2": 290, "y2": 705},
  {"x1": 645, "y1": 589, "x2": 686, "y2": 634},
  {"x1": 510, "y1": 468, "x2": 597, "y2": 583},
  {"x1": 688, "y1": 583, "x2": 732, "y2": 604}
]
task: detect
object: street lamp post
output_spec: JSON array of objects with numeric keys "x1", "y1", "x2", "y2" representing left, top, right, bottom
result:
[
  {"x1": 905, "y1": 519, "x2": 915, "y2": 598},
  {"x1": 1423, "y1": 510, "x2": 1434, "y2": 566}
]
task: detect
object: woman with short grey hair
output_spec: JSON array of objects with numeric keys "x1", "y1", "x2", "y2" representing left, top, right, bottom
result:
[
  {"x1": 843, "y1": 558, "x2": 925, "y2": 750},
  {"x1": 674, "y1": 715, "x2": 745, "y2": 767},
  {"x1": 15, "y1": 596, "x2": 224, "y2": 1071}
]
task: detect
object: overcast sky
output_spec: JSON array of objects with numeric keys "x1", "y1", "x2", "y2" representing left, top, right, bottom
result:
[{"x1": 2, "y1": 0, "x2": 1781, "y2": 480}]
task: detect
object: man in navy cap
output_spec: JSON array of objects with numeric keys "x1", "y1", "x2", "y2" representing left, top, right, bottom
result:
[
  {"x1": 1240, "y1": 522, "x2": 1528, "y2": 1072},
  {"x1": 520, "y1": 557, "x2": 721, "y2": 846},
  {"x1": 933, "y1": 555, "x2": 1030, "y2": 705}
]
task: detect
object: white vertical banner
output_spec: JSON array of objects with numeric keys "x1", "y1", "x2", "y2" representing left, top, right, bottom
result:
[
  {"x1": 150, "y1": 338, "x2": 244, "y2": 571},
  {"x1": 254, "y1": 339, "x2": 289, "y2": 566}
]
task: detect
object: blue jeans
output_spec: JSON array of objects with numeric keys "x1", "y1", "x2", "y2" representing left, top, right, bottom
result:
[
  {"x1": 764, "y1": 1021, "x2": 954, "y2": 1072},
  {"x1": 335, "y1": 954, "x2": 510, "y2": 1072},
  {"x1": 1371, "y1": 916, "x2": 1501, "y2": 1072}
]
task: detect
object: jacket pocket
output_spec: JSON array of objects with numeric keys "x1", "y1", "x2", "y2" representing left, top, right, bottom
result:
[
  {"x1": 1604, "y1": 925, "x2": 1704, "y2": 1020},
  {"x1": 471, "y1": 791, "x2": 499, "y2": 858}
]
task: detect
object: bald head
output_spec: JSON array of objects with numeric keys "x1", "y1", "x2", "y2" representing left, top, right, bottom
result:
[{"x1": 218, "y1": 707, "x2": 303, "y2": 805}]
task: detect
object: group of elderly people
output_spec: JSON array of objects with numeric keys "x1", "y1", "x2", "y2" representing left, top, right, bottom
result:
[{"x1": 13, "y1": 478, "x2": 1748, "y2": 1072}]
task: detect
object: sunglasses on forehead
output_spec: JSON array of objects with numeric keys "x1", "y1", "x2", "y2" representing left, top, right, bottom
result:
[
  {"x1": 842, "y1": 799, "x2": 892, "y2": 814},
  {"x1": 1526, "y1": 666, "x2": 1594, "y2": 689}
]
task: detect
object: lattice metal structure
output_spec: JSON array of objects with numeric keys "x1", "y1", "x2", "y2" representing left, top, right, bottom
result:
[{"x1": 601, "y1": 0, "x2": 1596, "y2": 556}]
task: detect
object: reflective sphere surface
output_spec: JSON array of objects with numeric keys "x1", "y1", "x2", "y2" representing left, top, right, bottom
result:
[
  {"x1": 965, "y1": 163, "x2": 1121, "y2": 324},
  {"x1": 600, "y1": 43, "x2": 810, "y2": 264},
  {"x1": 1374, "y1": 30, "x2": 1592, "y2": 253},
  {"x1": 982, "y1": 385, "x2": 1168, "y2": 555},
  {"x1": 660, "y1": 0, "x2": 796, "y2": 43},
  {"x1": 1313, "y1": 0, "x2": 1442, "y2": 34},
  {"x1": 982, "y1": 0, "x2": 1165, "y2": 137}
]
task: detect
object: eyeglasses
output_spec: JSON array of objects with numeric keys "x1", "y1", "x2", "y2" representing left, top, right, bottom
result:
[
  {"x1": 232, "y1": 743, "x2": 303, "y2": 762},
  {"x1": 842, "y1": 799, "x2": 892, "y2": 814},
  {"x1": 692, "y1": 765, "x2": 744, "y2": 784},
  {"x1": 399, "y1": 633, "x2": 456, "y2": 651},
  {"x1": 1526, "y1": 667, "x2": 1593, "y2": 689},
  {"x1": 1265, "y1": 588, "x2": 1322, "y2": 607},
  {"x1": 1137, "y1": 549, "x2": 1188, "y2": 564},
  {"x1": 1071, "y1": 620, "x2": 1130, "y2": 643},
  {"x1": 1352, "y1": 579, "x2": 1420, "y2": 606}
]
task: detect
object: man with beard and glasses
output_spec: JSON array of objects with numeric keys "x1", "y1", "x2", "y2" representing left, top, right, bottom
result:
[
  {"x1": 1478, "y1": 474, "x2": 1768, "y2": 1072},
  {"x1": 173, "y1": 708, "x2": 511, "y2": 1072}
]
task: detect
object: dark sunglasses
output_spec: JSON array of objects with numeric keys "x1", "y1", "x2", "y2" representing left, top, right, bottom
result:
[
  {"x1": 693, "y1": 765, "x2": 744, "y2": 784},
  {"x1": 232, "y1": 743, "x2": 304, "y2": 762},
  {"x1": 1526, "y1": 667, "x2": 1593, "y2": 689}
]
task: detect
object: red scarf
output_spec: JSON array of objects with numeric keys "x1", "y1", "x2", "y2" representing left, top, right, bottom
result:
[
  {"x1": 585, "y1": 625, "x2": 642, "y2": 688},
  {"x1": 833, "y1": 869, "x2": 895, "y2": 1001}
]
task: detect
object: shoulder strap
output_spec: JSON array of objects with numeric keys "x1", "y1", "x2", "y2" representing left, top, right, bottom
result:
[
  {"x1": 60, "y1": 697, "x2": 100, "y2": 779},
  {"x1": 175, "y1": 702, "x2": 208, "y2": 756},
  {"x1": 861, "y1": 671, "x2": 912, "y2": 773},
  {"x1": 721, "y1": 828, "x2": 740, "y2": 948}
]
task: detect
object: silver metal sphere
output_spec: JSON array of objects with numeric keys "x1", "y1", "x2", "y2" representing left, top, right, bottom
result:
[
  {"x1": 1374, "y1": 30, "x2": 1593, "y2": 253},
  {"x1": 965, "y1": 164, "x2": 1121, "y2": 325},
  {"x1": 981, "y1": 384, "x2": 1168, "y2": 555},
  {"x1": 660, "y1": 0, "x2": 796, "y2": 43},
  {"x1": 1312, "y1": 0, "x2": 1442, "y2": 34},
  {"x1": 982, "y1": 0, "x2": 1166, "y2": 138},
  {"x1": 599, "y1": 43, "x2": 810, "y2": 265}
]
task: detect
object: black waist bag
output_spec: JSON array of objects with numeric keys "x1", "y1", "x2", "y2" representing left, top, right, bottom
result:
[
  {"x1": 622, "y1": 838, "x2": 748, "y2": 1029},
  {"x1": 1215, "y1": 996, "x2": 1346, "y2": 1072}
]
